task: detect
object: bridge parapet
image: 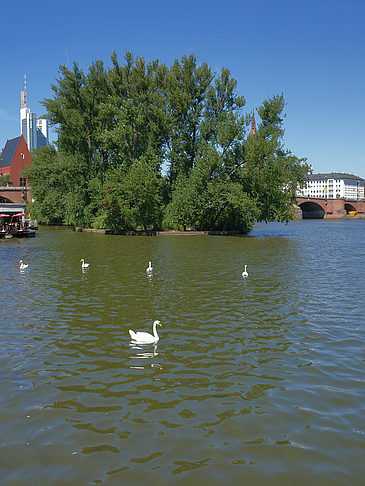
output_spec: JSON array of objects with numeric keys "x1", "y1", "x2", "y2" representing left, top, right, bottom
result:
[{"x1": 0, "y1": 186, "x2": 31, "y2": 204}]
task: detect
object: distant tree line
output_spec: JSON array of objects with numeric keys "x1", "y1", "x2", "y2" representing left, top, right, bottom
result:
[{"x1": 25, "y1": 52, "x2": 309, "y2": 233}]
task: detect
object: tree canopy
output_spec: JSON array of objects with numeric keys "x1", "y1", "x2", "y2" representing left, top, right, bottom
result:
[{"x1": 25, "y1": 51, "x2": 309, "y2": 233}]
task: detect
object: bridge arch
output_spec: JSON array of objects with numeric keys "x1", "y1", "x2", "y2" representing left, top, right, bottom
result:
[
  {"x1": 344, "y1": 203, "x2": 356, "y2": 214},
  {"x1": 298, "y1": 201, "x2": 325, "y2": 219}
]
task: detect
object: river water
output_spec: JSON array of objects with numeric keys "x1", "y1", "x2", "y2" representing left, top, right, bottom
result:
[{"x1": 1, "y1": 220, "x2": 364, "y2": 485}]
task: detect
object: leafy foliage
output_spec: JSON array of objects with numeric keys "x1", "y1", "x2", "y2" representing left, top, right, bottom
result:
[
  {"x1": 95, "y1": 156, "x2": 162, "y2": 230},
  {"x1": 163, "y1": 146, "x2": 259, "y2": 233},
  {"x1": 242, "y1": 94, "x2": 309, "y2": 222},
  {"x1": 24, "y1": 145, "x2": 94, "y2": 225},
  {"x1": 27, "y1": 53, "x2": 309, "y2": 233},
  {"x1": 0, "y1": 174, "x2": 12, "y2": 186}
]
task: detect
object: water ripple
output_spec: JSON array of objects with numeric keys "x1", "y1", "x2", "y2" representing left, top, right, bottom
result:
[{"x1": 1, "y1": 222, "x2": 365, "y2": 484}]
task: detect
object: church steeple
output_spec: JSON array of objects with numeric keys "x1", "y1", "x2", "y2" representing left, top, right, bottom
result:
[{"x1": 249, "y1": 110, "x2": 256, "y2": 137}]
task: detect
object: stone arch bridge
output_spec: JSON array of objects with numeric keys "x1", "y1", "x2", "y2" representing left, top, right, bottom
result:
[
  {"x1": 0, "y1": 186, "x2": 31, "y2": 204},
  {"x1": 296, "y1": 197, "x2": 365, "y2": 219}
]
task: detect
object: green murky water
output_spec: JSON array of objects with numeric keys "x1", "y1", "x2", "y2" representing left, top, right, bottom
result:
[{"x1": 1, "y1": 220, "x2": 364, "y2": 485}]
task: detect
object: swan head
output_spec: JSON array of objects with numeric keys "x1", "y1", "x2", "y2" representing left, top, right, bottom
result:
[{"x1": 154, "y1": 320, "x2": 162, "y2": 327}]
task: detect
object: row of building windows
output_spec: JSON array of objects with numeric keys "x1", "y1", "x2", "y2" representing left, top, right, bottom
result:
[
  {"x1": 312, "y1": 180, "x2": 341, "y2": 184},
  {"x1": 297, "y1": 175, "x2": 364, "y2": 200},
  {"x1": 0, "y1": 173, "x2": 26, "y2": 186}
]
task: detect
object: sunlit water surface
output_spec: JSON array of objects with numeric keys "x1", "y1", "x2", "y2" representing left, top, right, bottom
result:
[{"x1": 1, "y1": 221, "x2": 364, "y2": 485}]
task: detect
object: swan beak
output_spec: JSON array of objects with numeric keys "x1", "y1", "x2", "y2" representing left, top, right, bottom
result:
[{"x1": 158, "y1": 322, "x2": 162, "y2": 327}]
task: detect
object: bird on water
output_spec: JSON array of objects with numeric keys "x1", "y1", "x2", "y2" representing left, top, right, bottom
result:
[
  {"x1": 146, "y1": 261, "x2": 153, "y2": 275},
  {"x1": 242, "y1": 264, "x2": 248, "y2": 278},
  {"x1": 19, "y1": 260, "x2": 28, "y2": 270},
  {"x1": 80, "y1": 259, "x2": 89, "y2": 269},
  {"x1": 129, "y1": 320, "x2": 162, "y2": 344}
]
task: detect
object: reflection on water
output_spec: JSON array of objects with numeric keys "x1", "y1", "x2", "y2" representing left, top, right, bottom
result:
[
  {"x1": 1, "y1": 221, "x2": 365, "y2": 485},
  {"x1": 129, "y1": 344, "x2": 160, "y2": 368}
]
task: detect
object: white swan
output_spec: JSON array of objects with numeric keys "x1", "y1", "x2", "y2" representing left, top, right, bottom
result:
[
  {"x1": 129, "y1": 320, "x2": 162, "y2": 344},
  {"x1": 19, "y1": 259, "x2": 28, "y2": 270},
  {"x1": 242, "y1": 264, "x2": 248, "y2": 278},
  {"x1": 80, "y1": 258, "x2": 89, "y2": 269},
  {"x1": 146, "y1": 261, "x2": 153, "y2": 274}
]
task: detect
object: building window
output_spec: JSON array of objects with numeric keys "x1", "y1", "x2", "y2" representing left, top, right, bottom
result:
[{"x1": 19, "y1": 177, "x2": 26, "y2": 187}]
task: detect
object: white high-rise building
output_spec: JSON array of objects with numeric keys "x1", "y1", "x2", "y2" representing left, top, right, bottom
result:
[
  {"x1": 20, "y1": 74, "x2": 49, "y2": 151},
  {"x1": 20, "y1": 106, "x2": 38, "y2": 152}
]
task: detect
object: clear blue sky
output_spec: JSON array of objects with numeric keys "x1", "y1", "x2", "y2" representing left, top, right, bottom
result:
[{"x1": 1, "y1": 0, "x2": 364, "y2": 177}]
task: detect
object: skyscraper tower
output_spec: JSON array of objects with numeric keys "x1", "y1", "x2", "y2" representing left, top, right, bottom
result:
[{"x1": 20, "y1": 74, "x2": 38, "y2": 152}]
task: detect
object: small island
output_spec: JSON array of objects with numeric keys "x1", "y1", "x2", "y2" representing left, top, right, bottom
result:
[{"x1": 25, "y1": 52, "x2": 309, "y2": 235}]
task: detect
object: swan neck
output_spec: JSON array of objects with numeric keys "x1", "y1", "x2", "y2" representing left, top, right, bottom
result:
[{"x1": 152, "y1": 321, "x2": 159, "y2": 338}]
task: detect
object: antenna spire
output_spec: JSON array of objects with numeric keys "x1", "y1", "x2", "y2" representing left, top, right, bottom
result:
[{"x1": 24, "y1": 73, "x2": 27, "y2": 106}]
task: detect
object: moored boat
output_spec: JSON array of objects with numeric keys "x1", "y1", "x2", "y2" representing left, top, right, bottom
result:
[{"x1": 0, "y1": 204, "x2": 36, "y2": 238}]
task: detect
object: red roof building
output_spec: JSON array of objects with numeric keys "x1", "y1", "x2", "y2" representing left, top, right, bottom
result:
[{"x1": 0, "y1": 135, "x2": 32, "y2": 186}]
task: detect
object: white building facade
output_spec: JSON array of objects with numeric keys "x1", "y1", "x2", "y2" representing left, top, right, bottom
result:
[{"x1": 297, "y1": 173, "x2": 364, "y2": 201}]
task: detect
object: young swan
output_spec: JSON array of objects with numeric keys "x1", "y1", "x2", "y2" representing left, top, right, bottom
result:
[
  {"x1": 129, "y1": 320, "x2": 162, "y2": 344},
  {"x1": 242, "y1": 264, "x2": 248, "y2": 278},
  {"x1": 19, "y1": 259, "x2": 29, "y2": 270}
]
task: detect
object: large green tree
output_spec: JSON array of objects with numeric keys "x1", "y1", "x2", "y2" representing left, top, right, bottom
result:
[
  {"x1": 43, "y1": 60, "x2": 110, "y2": 169},
  {"x1": 242, "y1": 94, "x2": 308, "y2": 222},
  {"x1": 93, "y1": 155, "x2": 162, "y2": 231},
  {"x1": 163, "y1": 146, "x2": 259, "y2": 233},
  {"x1": 165, "y1": 55, "x2": 214, "y2": 184},
  {"x1": 29, "y1": 52, "x2": 308, "y2": 233},
  {"x1": 98, "y1": 52, "x2": 169, "y2": 169},
  {"x1": 24, "y1": 145, "x2": 95, "y2": 225}
]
